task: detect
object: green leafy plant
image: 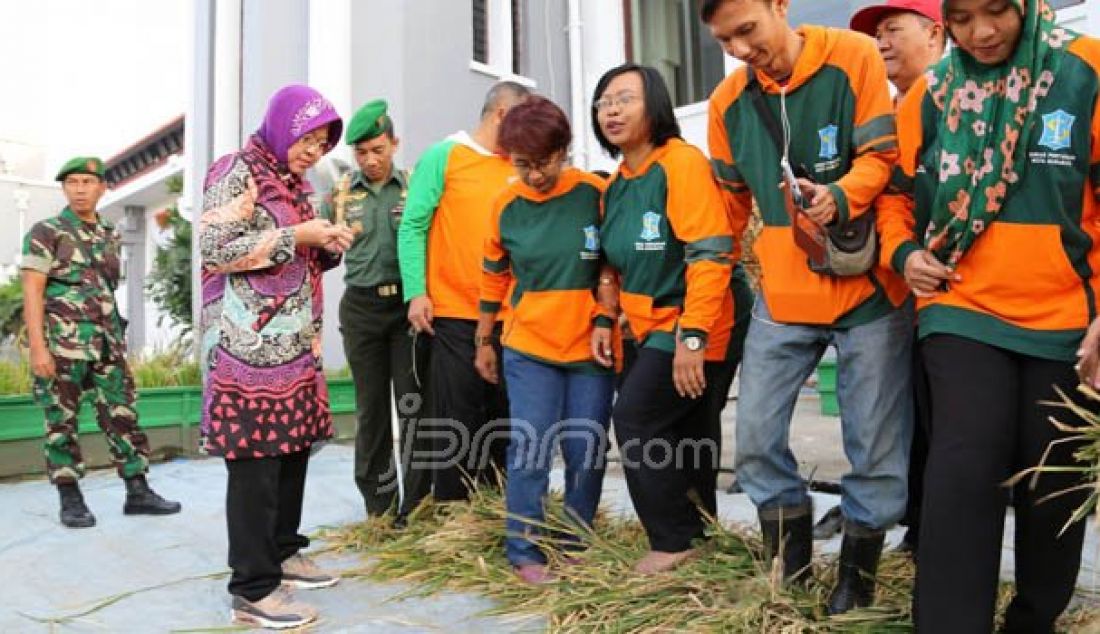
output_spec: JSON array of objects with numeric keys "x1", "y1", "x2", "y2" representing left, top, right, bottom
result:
[
  {"x1": 128, "y1": 345, "x2": 201, "y2": 388},
  {"x1": 0, "y1": 356, "x2": 32, "y2": 395},
  {"x1": 0, "y1": 276, "x2": 24, "y2": 344},
  {"x1": 0, "y1": 346, "x2": 200, "y2": 396},
  {"x1": 146, "y1": 175, "x2": 192, "y2": 336}
]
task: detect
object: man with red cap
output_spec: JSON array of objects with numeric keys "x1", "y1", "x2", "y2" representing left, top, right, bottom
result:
[
  {"x1": 815, "y1": 0, "x2": 944, "y2": 557},
  {"x1": 850, "y1": 0, "x2": 945, "y2": 103}
]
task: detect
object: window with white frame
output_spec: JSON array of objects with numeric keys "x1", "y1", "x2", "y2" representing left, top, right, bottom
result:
[
  {"x1": 472, "y1": 0, "x2": 525, "y2": 77},
  {"x1": 628, "y1": 0, "x2": 724, "y2": 107},
  {"x1": 628, "y1": 0, "x2": 882, "y2": 107}
]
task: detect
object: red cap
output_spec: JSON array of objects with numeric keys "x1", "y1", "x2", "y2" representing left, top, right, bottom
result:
[{"x1": 850, "y1": 0, "x2": 942, "y2": 37}]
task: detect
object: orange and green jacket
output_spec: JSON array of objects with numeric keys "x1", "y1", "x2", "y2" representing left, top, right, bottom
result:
[
  {"x1": 602, "y1": 138, "x2": 734, "y2": 362},
  {"x1": 480, "y1": 168, "x2": 613, "y2": 373},
  {"x1": 877, "y1": 36, "x2": 1100, "y2": 362},
  {"x1": 709, "y1": 25, "x2": 909, "y2": 327},
  {"x1": 397, "y1": 131, "x2": 514, "y2": 320}
]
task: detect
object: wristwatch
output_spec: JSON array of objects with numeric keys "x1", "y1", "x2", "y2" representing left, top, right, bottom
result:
[
  {"x1": 682, "y1": 336, "x2": 704, "y2": 352},
  {"x1": 474, "y1": 334, "x2": 495, "y2": 347}
]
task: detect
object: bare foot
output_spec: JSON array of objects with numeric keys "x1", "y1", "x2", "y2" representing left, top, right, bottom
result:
[
  {"x1": 514, "y1": 563, "x2": 555, "y2": 585},
  {"x1": 634, "y1": 548, "x2": 698, "y2": 575}
]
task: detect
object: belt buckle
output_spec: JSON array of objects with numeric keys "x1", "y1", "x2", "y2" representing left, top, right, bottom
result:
[{"x1": 378, "y1": 284, "x2": 397, "y2": 297}]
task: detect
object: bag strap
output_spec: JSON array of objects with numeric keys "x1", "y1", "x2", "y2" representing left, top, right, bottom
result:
[{"x1": 744, "y1": 67, "x2": 786, "y2": 158}]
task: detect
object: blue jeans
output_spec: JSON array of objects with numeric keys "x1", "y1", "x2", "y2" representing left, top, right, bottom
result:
[
  {"x1": 502, "y1": 349, "x2": 614, "y2": 565},
  {"x1": 735, "y1": 295, "x2": 913, "y2": 530}
]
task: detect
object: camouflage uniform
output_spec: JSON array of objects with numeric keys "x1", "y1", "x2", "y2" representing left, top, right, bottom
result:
[{"x1": 22, "y1": 207, "x2": 150, "y2": 484}]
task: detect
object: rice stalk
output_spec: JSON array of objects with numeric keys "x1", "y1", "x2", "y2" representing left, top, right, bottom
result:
[{"x1": 322, "y1": 482, "x2": 1100, "y2": 632}]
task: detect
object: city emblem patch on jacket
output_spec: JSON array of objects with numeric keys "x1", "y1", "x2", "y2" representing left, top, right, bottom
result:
[
  {"x1": 640, "y1": 211, "x2": 661, "y2": 241},
  {"x1": 583, "y1": 225, "x2": 600, "y2": 251},
  {"x1": 1039, "y1": 109, "x2": 1075, "y2": 152},
  {"x1": 818, "y1": 124, "x2": 839, "y2": 160}
]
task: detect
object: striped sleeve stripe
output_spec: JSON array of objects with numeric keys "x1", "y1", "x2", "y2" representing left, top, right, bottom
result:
[
  {"x1": 685, "y1": 235, "x2": 734, "y2": 264},
  {"x1": 859, "y1": 138, "x2": 899, "y2": 155},
  {"x1": 482, "y1": 256, "x2": 510, "y2": 274},
  {"x1": 854, "y1": 114, "x2": 897, "y2": 150},
  {"x1": 711, "y1": 159, "x2": 750, "y2": 194},
  {"x1": 478, "y1": 300, "x2": 503, "y2": 313},
  {"x1": 886, "y1": 165, "x2": 915, "y2": 195}
]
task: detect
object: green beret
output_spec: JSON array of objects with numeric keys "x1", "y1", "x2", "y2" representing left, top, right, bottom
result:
[
  {"x1": 345, "y1": 99, "x2": 392, "y2": 145},
  {"x1": 55, "y1": 156, "x2": 105, "y2": 182}
]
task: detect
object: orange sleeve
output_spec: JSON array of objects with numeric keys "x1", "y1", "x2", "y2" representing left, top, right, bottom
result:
[
  {"x1": 664, "y1": 145, "x2": 734, "y2": 336},
  {"x1": 1086, "y1": 44, "x2": 1100, "y2": 203},
  {"x1": 479, "y1": 190, "x2": 514, "y2": 314},
  {"x1": 707, "y1": 80, "x2": 751, "y2": 263},
  {"x1": 834, "y1": 34, "x2": 899, "y2": 224},
  {"x1": 876, "y1": 78, "x2": 927, "y2": 275}
]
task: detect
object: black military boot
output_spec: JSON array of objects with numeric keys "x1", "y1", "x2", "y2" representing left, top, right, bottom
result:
[
  {"x1": 123, "y1": 475, "x2": 182, "y2": 515},
  {"x1": 758, "y1": 500, "x2": 813, "y2": 586},
  {"x1": 58, "y1": 482, "x2": 96, "y2": 528},
  {"x1": 827, "y1": 521, "x2": 885, "y2": 615}
]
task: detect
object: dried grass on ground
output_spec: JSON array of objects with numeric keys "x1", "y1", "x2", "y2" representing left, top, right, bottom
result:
[{"x1": 323, "y1": 487, "x2": 1100, "y2": 633}]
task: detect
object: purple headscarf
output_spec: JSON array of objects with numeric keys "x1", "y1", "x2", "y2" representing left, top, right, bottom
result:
[{"x1": 257, "y1": 84, "x2": 344, "y2": 164}]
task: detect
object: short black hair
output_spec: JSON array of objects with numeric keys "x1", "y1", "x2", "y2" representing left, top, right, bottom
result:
[
  {"x1": 700, "y1": 0, "x2": 770, "y2": 23},
  {"x1": 590, "y1": 64, "x2": 681, "y2": 159},
  {"x1": 481, "y1": 81, "x2": 532, "y2": 119}
]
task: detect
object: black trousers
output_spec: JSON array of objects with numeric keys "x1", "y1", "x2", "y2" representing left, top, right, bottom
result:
[
  {"x1": 900, "y1": 330, "x2": 932, "y2": 545},
  {"x1": 429, "y1": 318, "x2": 510, "y2": 502},
  {"x1": 916, "y1": 335, "x2": 1087, "y2": 633},
  {"x1": 225, "y1": 450, "x2": 310, "y2": 602},
  {"x1": 614, "y1": 347, "x2": 724, "y2": 552},
  {"x1": 340, "y1": 286, "x2": 432, "y2": 516},
  {"x1": 709, "y1": 269, "x2": 753, "y2": 462}
]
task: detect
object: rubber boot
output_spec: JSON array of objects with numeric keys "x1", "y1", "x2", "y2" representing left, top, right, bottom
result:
[
  {"x1": 827, "y1": 520, "x2": 885, "y2": 614},
  {"x1": 758, "y1": 500, "x2": 813, "y2": 586}
]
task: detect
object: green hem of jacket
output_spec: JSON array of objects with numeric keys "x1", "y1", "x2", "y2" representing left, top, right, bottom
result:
[{"x1": 918, "y1": 304, "x2": 1082, "y2": 362}]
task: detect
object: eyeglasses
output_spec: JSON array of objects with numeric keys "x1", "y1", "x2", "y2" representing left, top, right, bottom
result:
[
  {"x1": 593, "y1": 93, "x2": 640, "y2": 112},
  {"x1": 512, "y1": 154, "x2": 561, "y2": 173},
  {"x1": 295, "y1": 133, "x2": 329, "y2": 155}
]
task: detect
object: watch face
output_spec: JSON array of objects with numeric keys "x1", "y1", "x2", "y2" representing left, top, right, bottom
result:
[{"x1": 685, "y1": 337, "x2": 702, "y2": 351}]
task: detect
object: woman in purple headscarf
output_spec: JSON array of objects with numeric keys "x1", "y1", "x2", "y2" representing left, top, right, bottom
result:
[{"x1": 199, "y1": 84, "x2": 353, "y2": 629}]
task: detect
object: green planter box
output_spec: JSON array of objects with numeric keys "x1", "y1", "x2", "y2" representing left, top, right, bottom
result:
[
  {"x1": 0, "y1": 386, "x2": 203, "y2": 443},
  {"x1": 816, "y1": 361, "x2": 839, "y2": 417},
  {"x1": 326, "y1": 377, "x2": 356, "y2": 415},
  {"x1": 0, "y1": 378, "x2": 358, "y2": 477}
]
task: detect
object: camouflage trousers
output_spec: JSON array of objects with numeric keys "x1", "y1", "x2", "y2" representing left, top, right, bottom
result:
[{"x1": 33, "y1": 354, "x2": 150, "y2": 484}]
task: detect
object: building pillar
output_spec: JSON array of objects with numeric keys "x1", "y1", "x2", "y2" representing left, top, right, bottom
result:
[{"x1": 121, "y1": 205, "x2": 146, "y2": 352}]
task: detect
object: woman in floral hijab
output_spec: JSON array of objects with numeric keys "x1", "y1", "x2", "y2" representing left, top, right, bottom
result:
[
  {"x1": 200, "y1": 85, "x2": 354, "y2": 629},
  {"x1": 876, "y1": 0, "x2": 1100, "y2": 630}
]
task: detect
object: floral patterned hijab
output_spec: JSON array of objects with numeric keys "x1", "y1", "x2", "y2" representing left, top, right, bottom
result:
[{"x1": 924, "y1": 0, "x2": 1077, "y2": 267}]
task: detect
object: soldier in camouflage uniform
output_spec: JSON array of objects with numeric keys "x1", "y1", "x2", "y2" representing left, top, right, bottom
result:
[{"x1": 21, "y1": 156, "x2": 181, "y2": 528}]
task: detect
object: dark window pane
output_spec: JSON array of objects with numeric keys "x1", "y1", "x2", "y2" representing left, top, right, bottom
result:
[
  {"x1": 473, "y1": 0, "x2": 488, "y2": 63},
  {"x1": 512, "y1": 0, "x2": 523, "y2": 74}
]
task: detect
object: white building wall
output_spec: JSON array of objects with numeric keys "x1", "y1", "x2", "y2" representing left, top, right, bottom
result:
[{"x1": 0, "y1": 176, "x2": 66, "y2": 282}]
